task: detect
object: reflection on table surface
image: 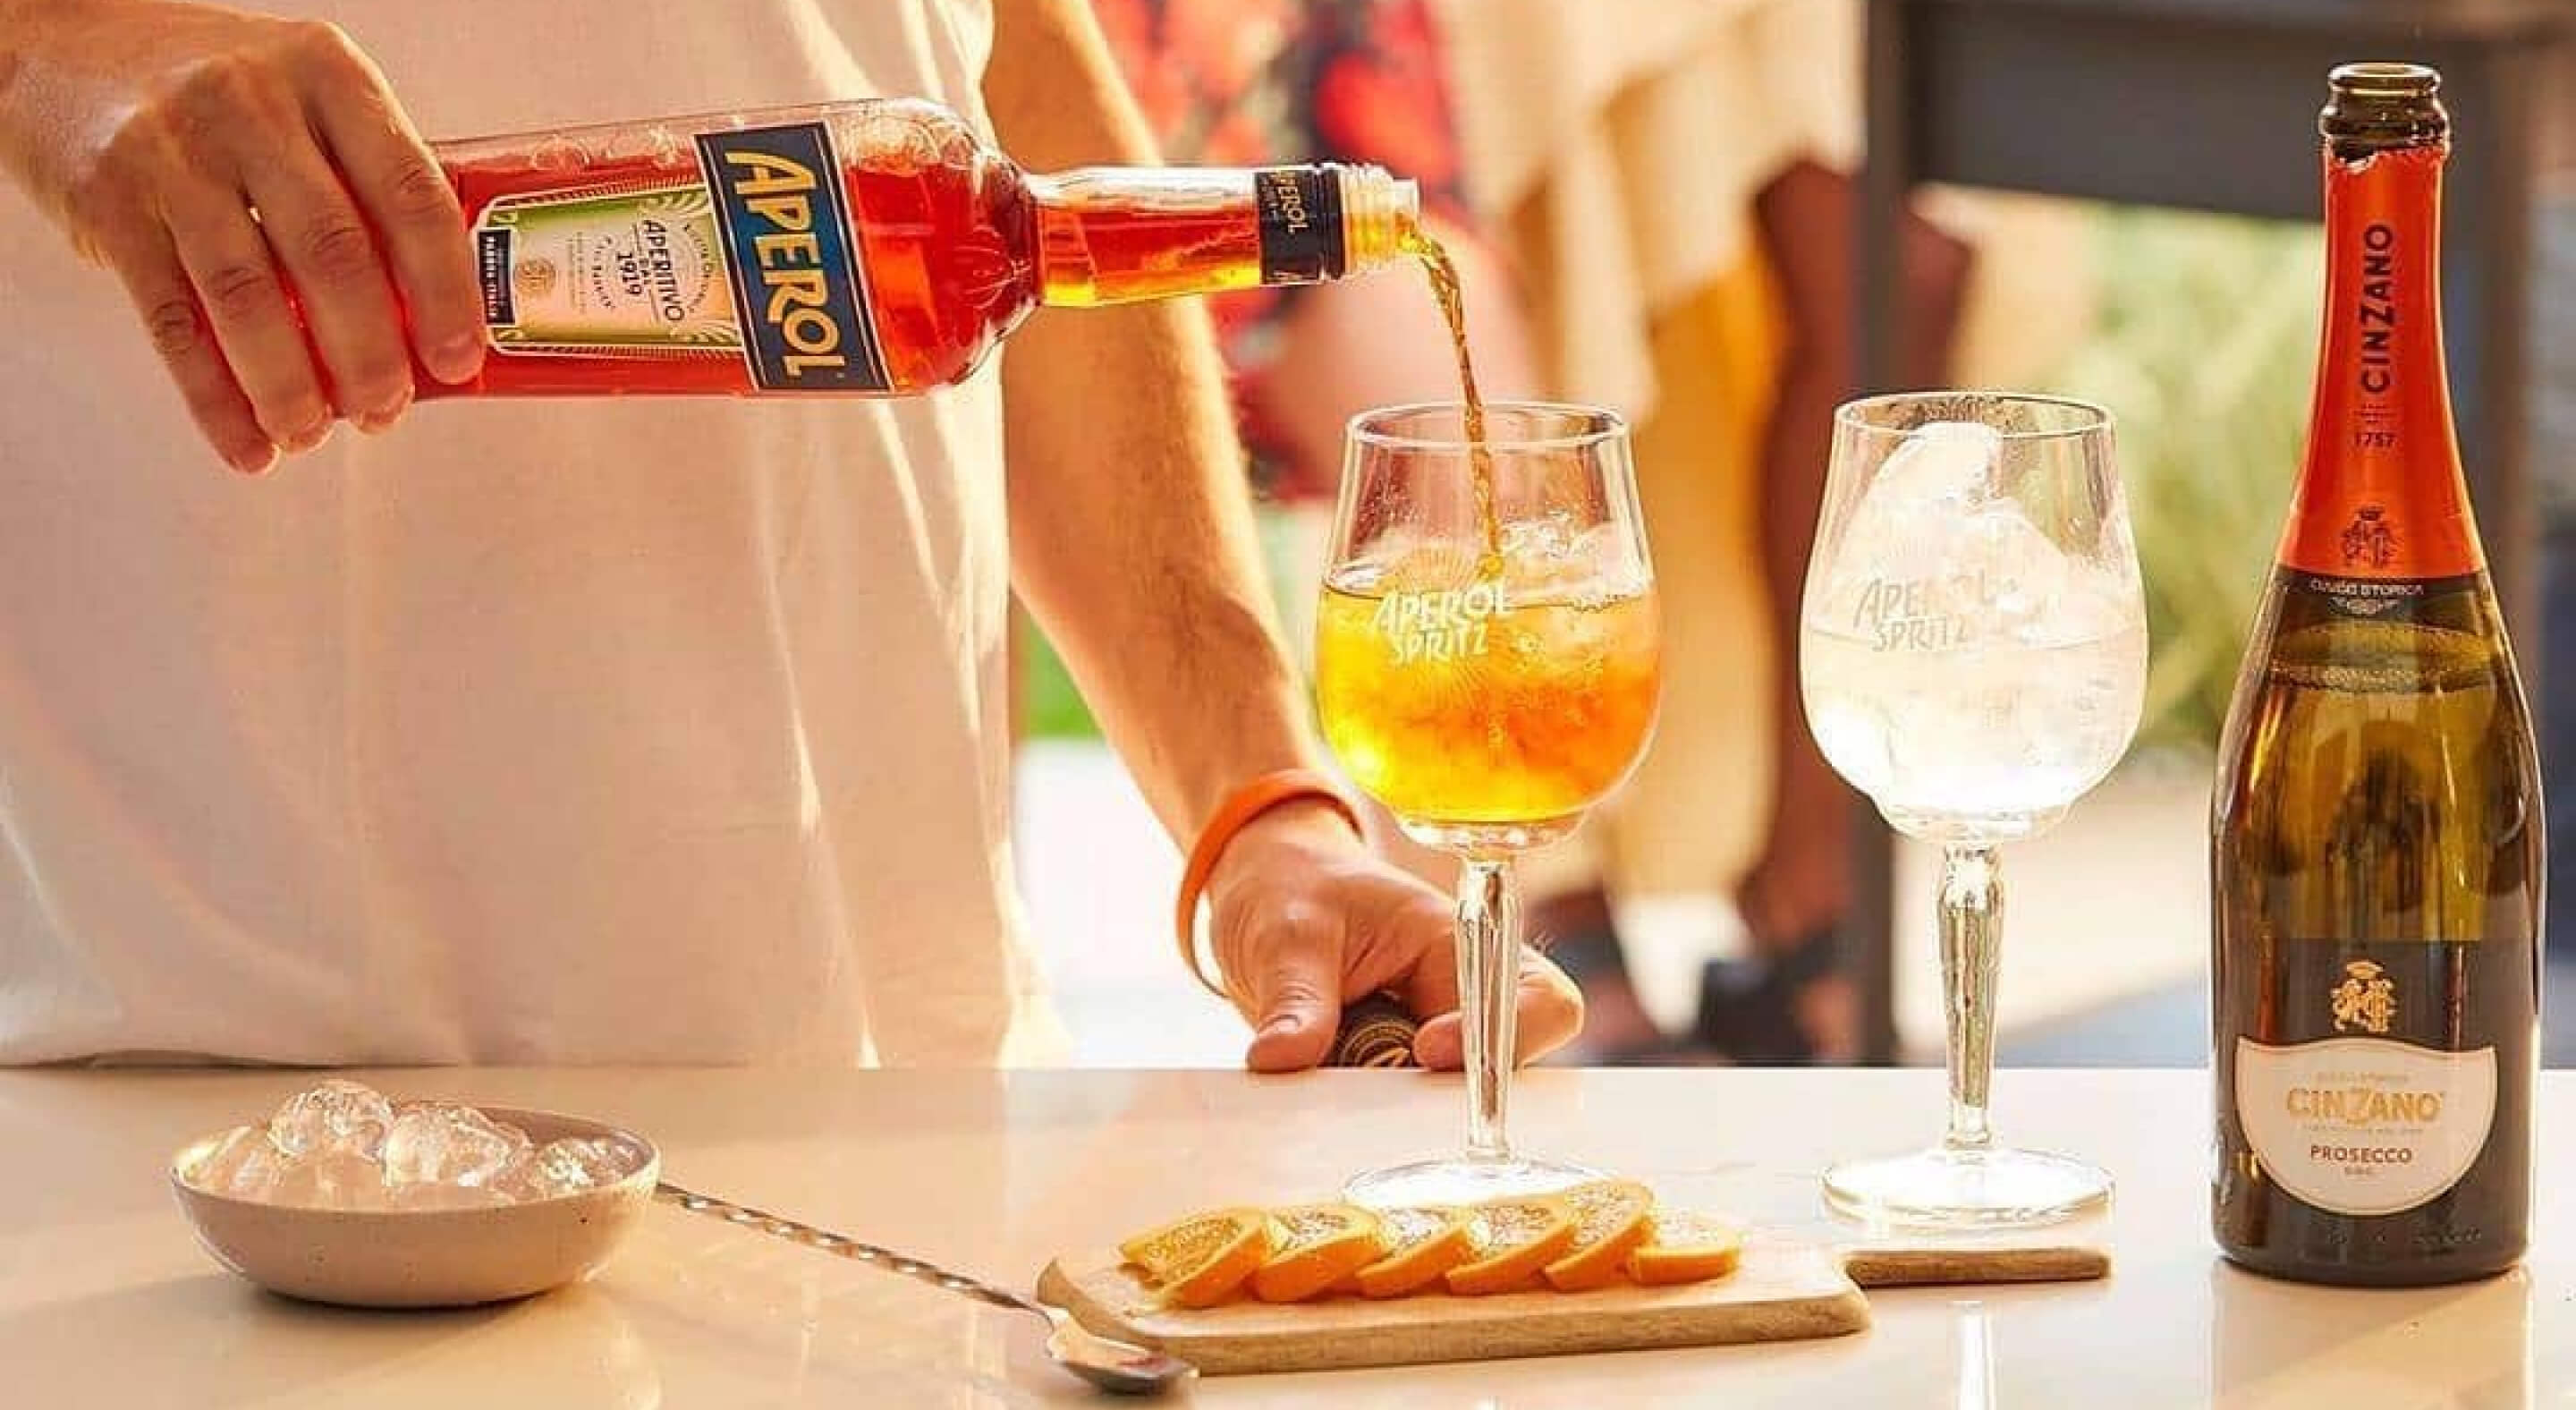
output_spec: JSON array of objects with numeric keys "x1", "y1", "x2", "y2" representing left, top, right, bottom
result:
[{"x1": 2212, "y1": 1263, "x2": 2532, "y2": 1410}]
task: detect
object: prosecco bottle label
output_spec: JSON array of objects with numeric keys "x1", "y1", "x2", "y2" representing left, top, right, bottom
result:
[
  {"x1": 2275, "y1": 145, "x2": 2482, "y2": 584},
  {"x1": 2234, "y1": 1035, "x2": 2497, "y2": 1216},
  {"x1": 2288, "y1": 568, "x2": 2483, "y2": 622}
]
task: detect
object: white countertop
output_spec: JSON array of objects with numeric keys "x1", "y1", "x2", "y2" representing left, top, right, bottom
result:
[{"x1": 1, "y1": 1066, "x2": 2563, "y2": 1406}]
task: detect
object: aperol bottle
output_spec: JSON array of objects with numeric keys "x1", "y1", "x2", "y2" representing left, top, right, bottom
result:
[{"x1": 417, "y1": 98, "x2": 1419, "y2": 398}]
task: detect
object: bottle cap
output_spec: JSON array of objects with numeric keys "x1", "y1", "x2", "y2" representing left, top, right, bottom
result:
[{"x1": 1337, "y1": 166, "x2": 1422, "y2": 272}]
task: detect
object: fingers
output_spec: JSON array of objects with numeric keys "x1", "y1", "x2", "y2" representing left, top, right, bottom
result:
[
  {"x1": 242, "y1": 141, "x2": 414, "y2": 428},
  {"x1": 1238, "y1": 916, "x2": 1349, "y2": 1074},
  {"x1": 161, "y1": 171, "x2": 335, "y2": 452},
  {"x1": 296, "y1": 26, "x2": 482, "y2": 385},
  {"x1": 51, "y1": 16, "x2": 468, "y2": 468},
  {"x1": 1215, "y1": 845, "x2": 1589, "y2": 1073},
  {"x1": 102, "y1": 224, "x2": 276, "y2": 474},
  {"x1": 1412, "y1": 953, "x2": 1586, "y2": 1071}
]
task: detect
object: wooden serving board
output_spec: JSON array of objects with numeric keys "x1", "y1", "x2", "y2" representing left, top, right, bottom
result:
[{"x1": 1035, "y1": 1235, "x2": 2106, "y2": 1376}]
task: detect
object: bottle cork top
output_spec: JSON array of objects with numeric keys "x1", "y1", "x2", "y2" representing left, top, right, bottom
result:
[
  {"x1": 2331, "y1": 62, "x2": 2440, "y2": 98},
  {"x1": 2322, "y1": 62, "x2": 2450, "y2": 155}
]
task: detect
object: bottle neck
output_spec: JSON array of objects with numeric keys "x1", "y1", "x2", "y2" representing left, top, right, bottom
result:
[
  {"x1": 2280, "y1": 141, "x2": 2480, "y2": 581},
  {"x1": 1026, "y1": 164, "x2": 1418, "y2": 308}
]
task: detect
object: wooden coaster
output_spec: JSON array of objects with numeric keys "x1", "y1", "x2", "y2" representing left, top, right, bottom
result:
[{"x1": 1843, "y1": 1241, "x2": 2111, "y2": 1288}]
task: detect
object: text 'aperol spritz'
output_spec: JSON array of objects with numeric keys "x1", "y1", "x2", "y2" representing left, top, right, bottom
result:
[{"x1": 1315, "y1": 556, "x2": 1658, "y2": 831}]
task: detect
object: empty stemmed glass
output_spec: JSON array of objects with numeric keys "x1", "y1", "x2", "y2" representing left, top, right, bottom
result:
[
  {"x1": 1801, "y1": 392, "x2": 2146, "y2": 1227},
  {"x1": 1313, "y1": 402, "x2": 1662, "y2": 1207}
]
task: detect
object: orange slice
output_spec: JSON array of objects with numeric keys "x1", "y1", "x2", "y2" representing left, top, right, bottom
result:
[
  {"x1": 1624, "y1": 1210, "x2": 1746, "y2": 1287},
  {"x1": 1541, "y1": 1179, "x2": 1658, "y2": 1291},
  {"x1": 1119, "y1": 1207, "x2": 1272, "y2": 1309},
  {"x1": 1351, "y1": 1205, "x2": 1479, "y2": 1298},
  {"x1": 1445, "y1": 1195, "x2": 1579, "y2": 1295},
  {"x1": 1251, "y1": 1203, "x2": 1385, "y2": 1303}
]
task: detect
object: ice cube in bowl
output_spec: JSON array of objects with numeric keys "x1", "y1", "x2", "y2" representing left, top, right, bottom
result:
[
  {"x1": 169, "y1": 1106, "x2": 659, "y2": 1308},
  {"x1": 267, "y1": 1078, "x2": 395, "y2": 1159}
]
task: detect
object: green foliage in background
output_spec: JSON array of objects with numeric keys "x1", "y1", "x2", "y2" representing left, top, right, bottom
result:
[
  {"x1": 1019, "y1": 626, "x2": 1097, "y2": 740},
  {"x1": 2046, "y1": 209, "x2": 2323, "y2": 751}
]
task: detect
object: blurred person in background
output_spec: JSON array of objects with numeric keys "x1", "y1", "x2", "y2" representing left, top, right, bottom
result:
[
  {"x1": 1091, "y1": 0, "x2": 2005, "y2": 1063},
  {"x1": 1440, "y1": 0, "x2": 2091, "y2": 1062},
  {"x1": 1096, "y1": 0, "x2": 1945, "y2": 1062},
  {"x1": 1535, "y1": 156, "x2": 1974, "y2": 1066}
]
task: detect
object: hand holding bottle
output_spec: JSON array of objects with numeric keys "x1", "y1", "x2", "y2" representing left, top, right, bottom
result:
[{"x1": 0, "y1": 0, "x2": 485, "y2": 471}]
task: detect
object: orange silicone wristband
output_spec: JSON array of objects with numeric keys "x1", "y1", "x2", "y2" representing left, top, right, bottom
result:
[{"x1": 1174, "y1": 769, "x2": 1365, "y2": 999}]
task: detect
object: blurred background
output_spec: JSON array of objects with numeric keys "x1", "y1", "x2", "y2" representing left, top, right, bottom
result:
[{"x1": 1015, "y1": 0, "x2": 2576, "y2": 1068}]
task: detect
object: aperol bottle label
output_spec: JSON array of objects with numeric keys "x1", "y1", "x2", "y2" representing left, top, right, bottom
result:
[
  {"x1": 696, "y1": 123, "x2": 890, "y2": 391},
  {"x1": 2277, "y1": 145, "x2": 2482, "y2": 594},
  {"x1": 474, "y1": 186, "x2": 742, "y2": 359},
  {"x1": 469, "y1": 122, "x2": 891, "y2": 392}
]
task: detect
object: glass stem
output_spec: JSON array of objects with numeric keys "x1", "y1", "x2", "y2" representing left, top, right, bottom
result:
[
  {"x1": 1939, "y1": 845, "x2": 2004, "y2": 1153},
  {"x1": 1457, "y1": 857, "x2": 1520, "y2": 1161}
]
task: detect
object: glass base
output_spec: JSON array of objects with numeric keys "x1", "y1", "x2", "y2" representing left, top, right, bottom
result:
[
  {"x1": 1343, "y1": 1152, "x2": 1599, "y2": 1209},
  {"x1": 1822, "y1": 1145, "x2": 2110, "y2": 1229}
]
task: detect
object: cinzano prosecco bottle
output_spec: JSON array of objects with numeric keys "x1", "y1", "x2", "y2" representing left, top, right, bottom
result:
[{"x1": 2210, "y1": 63, "x2": 2543, "y2": 1287}]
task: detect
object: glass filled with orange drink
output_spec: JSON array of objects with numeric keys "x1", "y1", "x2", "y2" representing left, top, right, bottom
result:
[{"x1": 1315, "y1": 403, "x2": 1661, "y2": 1206}]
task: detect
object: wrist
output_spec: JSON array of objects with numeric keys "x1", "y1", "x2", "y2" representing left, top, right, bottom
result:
[
  {"x1": 1172, "y1": 769, "x2": 1365, "y2": 999},
  {"x1": 1205, "y1": 797, "x2": 1368, "y2": 900}
]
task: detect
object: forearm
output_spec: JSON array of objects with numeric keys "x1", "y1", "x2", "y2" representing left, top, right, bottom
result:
[
  {"x1": 988, "y1": 0, "x2": 1325, "y2": 845},
  {"x1": 1006, "y1": 303, "x2": 1324, "y2": 842},
  {"x1": 0, "y1": 0, "x2": 70, "y2": 38},
  {"x1": 0, "y1": 0, "x2": 65, "y2": 89},
  {"x1": 1, "y1": 0, "x2": 99, "y2": 76}
]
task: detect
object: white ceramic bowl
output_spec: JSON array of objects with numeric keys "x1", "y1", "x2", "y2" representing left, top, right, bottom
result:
[{"x1": 169, "y1": 1106, "x2": 659, "y2": 1308}]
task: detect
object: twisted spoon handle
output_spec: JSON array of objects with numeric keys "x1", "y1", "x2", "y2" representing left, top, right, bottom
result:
[{"x1": 655, "y1": 1181, "x2": 1048, "y2": 1317}]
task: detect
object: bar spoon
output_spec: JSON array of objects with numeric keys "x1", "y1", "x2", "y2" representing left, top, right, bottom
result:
[{"x1": 657, "y1": 1182, "x2": 1194, "y2": 1397}]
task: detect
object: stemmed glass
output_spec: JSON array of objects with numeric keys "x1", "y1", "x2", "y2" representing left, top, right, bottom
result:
[
  {"x1": 1314, "y1": 402, "x2": 1663, "y2": 1207},
  {"x1": 1801, "y1": 392, "x2": 2146, "y2": 1227}
]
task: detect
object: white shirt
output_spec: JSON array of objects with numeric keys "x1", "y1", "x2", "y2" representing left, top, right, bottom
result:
[{"x1": 0, "y1": 0, "x2": 1055, "y2": 1065}]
